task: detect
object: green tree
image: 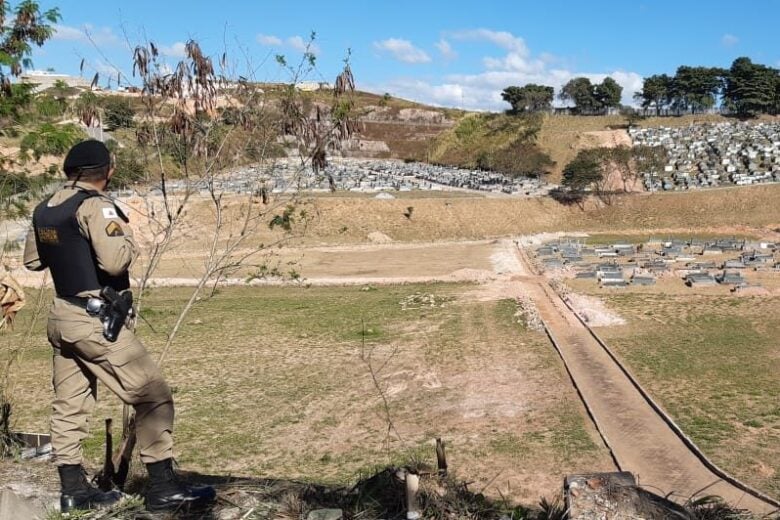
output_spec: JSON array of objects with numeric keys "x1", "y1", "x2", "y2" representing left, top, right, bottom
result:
[
  {"x1": 634, "y1": 74, "x2": 673, "y2": 115},
  {"x1": 1, "y1": 1, "x2": 61, "y2": 218},
  {"x1": 101, "y1": 95, "x2": 136, "y2": 128},
  {"x1": 775, "y1": 73, "x2": 780, "y2": 114},
  {"x1": 670, "y1": 66, "x2": 726, "y2": 114},
  {"x1": 0, "y1": 81, "x2": 33, "y2": 128},
  {"x1": 560, "y1": 77, "x2": 622, "y2": 114},
  {"x1": 73, "y1": 90, "x2": 101, "y2": 127},
  {"x1": 562, "y1": 149, "x2": 603, "y2": 192},
  {"x1": 0, "y1": 1, "x2": 60, "y2": 89},
  {"x1": 594, "y1": 77, "x2": 622, "y2": 110},
  {"x1": 559, "y1": 77, "x2": 597, "y2": 113},
  {"x1": 724, "y1": 57, "x2": 778, "y2": 116},
  {"x1": 501, "y1": 84, "x2": 554, "y2": 113}
]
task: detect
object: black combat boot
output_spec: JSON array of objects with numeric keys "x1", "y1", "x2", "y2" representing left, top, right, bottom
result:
[
  {"x1": 144, "y1": 458, "x2": 216, "y2": 512},
  {"x1": 58, "y1": 464, "x2": 123, "y2": 513}
]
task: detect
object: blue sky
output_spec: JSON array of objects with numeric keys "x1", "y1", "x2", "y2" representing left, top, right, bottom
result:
[{"x1": 29, "y1": 0, "x2": 780, "y2": 111}]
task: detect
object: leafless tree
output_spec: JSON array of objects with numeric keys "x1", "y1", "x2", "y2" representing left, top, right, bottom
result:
[{"x1": 86, "y1": 32, "x2": 358, "y2": 488}]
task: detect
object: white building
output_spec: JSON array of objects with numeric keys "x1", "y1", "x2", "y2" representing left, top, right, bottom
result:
[{"x1": 18, "y1": 70, "x2": 89, "y2": 93}]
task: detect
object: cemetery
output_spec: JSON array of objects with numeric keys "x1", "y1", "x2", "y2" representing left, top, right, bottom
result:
[
  {"x1": 532, "y1": 235, "x2": 779, "y2": 292},
  {"x1": 630, "y1": 122, "x2": 780, "y2": 191},
  {"x1": 138, "y1": 159, "x2": 551, "y2": 197}
]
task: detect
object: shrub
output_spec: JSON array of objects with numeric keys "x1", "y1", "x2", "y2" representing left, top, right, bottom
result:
[
  {"x1": 19, "y1": 123, "x2": 86, "y2": 161},
  {"x1": 0, "y1": 83, "x2": 36, "y2": 128},
  {"x1": 101, "y1": 96, "x2": 135, "y2": 129},
  {"x1": 34, "y1": 95, "x2": 67, "y2": 119},
  {"x1": 111, "y1": 147, "x2": 146, "y2": 188}
]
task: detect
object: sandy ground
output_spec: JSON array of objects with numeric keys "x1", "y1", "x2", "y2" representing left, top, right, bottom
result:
[
  {"x1": 0, "y1": 145, "x2": 60, "y2": 176},
  {"x1": 7, "y1": 239, "x2": 507, "y2": 287}
]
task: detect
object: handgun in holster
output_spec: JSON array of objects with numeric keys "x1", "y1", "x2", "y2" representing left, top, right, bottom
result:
[{"x1": 98, "y1": 287, "x2": 135, "y2": 342}]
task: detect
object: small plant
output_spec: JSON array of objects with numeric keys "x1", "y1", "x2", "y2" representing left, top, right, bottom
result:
[
  {"x1": 44, "y1": 494, "x2": 144, "y2": 519},
  {"x1": 538, "y1": 495, "x2": 567, "y2": 520},
  {"x1": 105, "y1": 143, "x2": 145, "y2": 188},
  {"x1": 683, "y1": 495, "x2": 755, "y2": 520}
]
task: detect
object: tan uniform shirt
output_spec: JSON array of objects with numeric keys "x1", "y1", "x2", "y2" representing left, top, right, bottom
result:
[{"x1": 23, "y1": 181, "x2": 138, "y2": 297}]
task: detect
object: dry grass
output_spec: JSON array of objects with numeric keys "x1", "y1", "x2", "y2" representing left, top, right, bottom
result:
[
  {"x1": 128, "y1": 183, "x2": 780, "y2": 253},
  {"x1": 1, "y1": 284, "x2": 613, "y2": 506},
  {"x1": 84, "y1": 184, "x2": 780, "y2": 281},
  {"x1": 144, "y1": 240, "x2": 496, "y2": 279},
  {"x1": 585, "y1": 292, "x2": 780, "y2": 497}
]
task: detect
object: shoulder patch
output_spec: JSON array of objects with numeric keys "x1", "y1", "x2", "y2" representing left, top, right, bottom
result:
[
  {"x1": 105, "y1": 221, "x2": 124, "y2": 237},
  {"x1": 102, "y1": 207, "x2": 119, "y2": 219}
]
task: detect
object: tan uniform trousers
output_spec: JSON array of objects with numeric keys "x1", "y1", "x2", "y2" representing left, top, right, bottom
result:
[{"x1": 46, "y1": 298, "x2": 174, "y2": 466}]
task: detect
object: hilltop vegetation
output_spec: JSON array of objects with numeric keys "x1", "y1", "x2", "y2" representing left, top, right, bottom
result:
[{"x1": 429, "y1": 112, "x2": 554, "y2": 178}]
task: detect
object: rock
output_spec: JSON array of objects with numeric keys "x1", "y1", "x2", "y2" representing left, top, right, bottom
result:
[
  {"x1": 343, "y1": 139, "x2": 390, "y2": 153},
  {"x1": 368, "y1": 231, "x2": 393, "y2": 244},
  {"x1": 0, "y1": 489, "x2": 44, "y2": 520},
  {"x1": 217, "y1": 506, "x2": 242, "y2": 520},
  {"x1": 307, "y1": 509, "x2": 343, "y2": 520},
  {"x1": 566, "y1": 472, "x2": 687, "y2": 520},
  {"x1": 397, "y1": 108, "x2": 449, "y2": 124}
]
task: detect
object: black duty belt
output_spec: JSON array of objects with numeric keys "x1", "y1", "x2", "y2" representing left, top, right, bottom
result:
[{"x1": 60, "y1": 296, "x2": 108, "y2": 317}]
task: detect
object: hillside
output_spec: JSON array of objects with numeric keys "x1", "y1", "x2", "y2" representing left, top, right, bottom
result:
[
  {"x1": 4, "y1": 80, "x2": 772, "y2": 183},
  {"x1": 6, "y1": 79, "x2": 780, "y2": 194}
]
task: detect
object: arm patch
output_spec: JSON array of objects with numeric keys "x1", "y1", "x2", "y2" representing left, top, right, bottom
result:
[
  {"x1": 105, "y1": 221, "x2": 125, "y2": 237},
  {"x1": 102, "y1": 207, "x2": 119, "y2": 219}
]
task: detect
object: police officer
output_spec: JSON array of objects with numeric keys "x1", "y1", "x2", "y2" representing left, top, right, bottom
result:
[{"x1": 24, "y1": 140, "x2": 215, "y2": 513}]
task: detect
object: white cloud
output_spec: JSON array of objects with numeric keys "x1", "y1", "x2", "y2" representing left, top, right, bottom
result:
[
  {"x1": 257, "y1": 34, "x2": 283, "y2": 46},
  {"x1": 257, "y1": 33, "x2": 319, "y2": 55},
  {"x1": 52, "y1": 24, "x2": 87, "y2": 41},
  {"x1": 450, "y1": 28, "x2": 529, "y2": 55},
  {"x1": 160, "y1": 42, "x2": 187, "y2": 58},
  {"x1": 374, "y1": 38, "x2": 431, "y2": 64},
  {"x1": 721, "y1": 33, "x2": 739, "y2": 47},
  {"x1": 435, "y1": 39, "x2": 457, "y2": 61},
  {"x1": 370, "y1": 29, "x2": 643, "y2": 111},
  {"x1": 53, "y1": 24, "x2": 119, "y2": 46},
  {"x1": 286, "y1": 35, "x2": 320, "y2": 55}
]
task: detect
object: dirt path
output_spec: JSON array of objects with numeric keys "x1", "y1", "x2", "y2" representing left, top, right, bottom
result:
[{"x1": 512, "y1": 246, "x2": 778, "y2": 514}]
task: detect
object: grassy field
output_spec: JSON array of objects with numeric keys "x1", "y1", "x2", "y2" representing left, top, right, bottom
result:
[
  {"x1": 1, "y1": 284, "x2": 613, "y2": 504},
  {"x1": 590, "y1": 293, "x2": 780, "y2": 496}
]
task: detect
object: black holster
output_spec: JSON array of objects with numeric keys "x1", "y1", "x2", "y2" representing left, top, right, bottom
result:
[{"x1": 99, "y1": 287, "x2": 134, "y2": 342}]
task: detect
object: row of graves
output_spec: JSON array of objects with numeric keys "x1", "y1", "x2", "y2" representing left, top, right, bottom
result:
[
  {"x1": 629, "y1": 122, "x2": 780, "y2": 191},
  {"x1": 143, "y1": 160, "x2": 550, "y2": 196},
  {"x1": 534, "y1": 236, "x2": 778, "y2": 291}
]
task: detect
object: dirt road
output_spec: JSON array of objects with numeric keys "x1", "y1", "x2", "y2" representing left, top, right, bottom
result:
[{"x1": 513, "y1": 246, "x2": 778, "y2": 514}]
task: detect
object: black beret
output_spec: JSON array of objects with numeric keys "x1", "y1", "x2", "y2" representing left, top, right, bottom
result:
[{"x1": 63, "y1": 140, "x2": 111, "y2": 172}]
